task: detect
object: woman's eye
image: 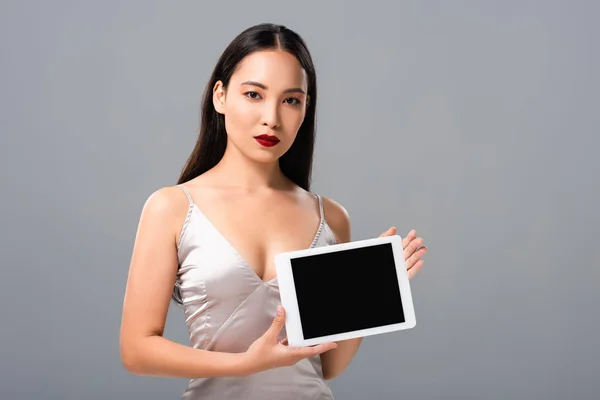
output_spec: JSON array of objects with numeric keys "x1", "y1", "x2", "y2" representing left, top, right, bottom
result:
[
  {"x1": 245, "y1": 91, "x2": 261, "y2": 99},
  {"x1": 284, "y1": 97, "x2": 301, "y2": 105},
  {"x1": 244, "y1": 92, "x2": 301, "y2": 105}
]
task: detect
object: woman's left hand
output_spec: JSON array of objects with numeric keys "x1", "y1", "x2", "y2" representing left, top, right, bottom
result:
[{"x1": 379, "y1": 227, "x2": 427, "y2": 280}]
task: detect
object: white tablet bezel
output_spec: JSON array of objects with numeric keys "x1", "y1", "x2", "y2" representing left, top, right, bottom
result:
[{"x1": 275, "y1": 234, "x2": 416, "y2": 347}]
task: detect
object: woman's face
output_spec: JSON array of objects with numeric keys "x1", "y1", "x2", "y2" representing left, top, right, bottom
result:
[{"x1": 213, "y1": 49, "x2": 309, "y2": 163}]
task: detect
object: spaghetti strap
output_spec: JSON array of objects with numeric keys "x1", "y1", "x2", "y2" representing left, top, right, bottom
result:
[
  {"x1": 178, "y1": 184, "x2": 194, "y2": 206},
  {"x1": 315, "y1": 194, "x2": 324, "y2": 221}
]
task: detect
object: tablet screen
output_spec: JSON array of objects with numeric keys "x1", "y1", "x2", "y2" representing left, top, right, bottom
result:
[{"x1": 290, "y1": 243, "x2": 405, "y2": 340}]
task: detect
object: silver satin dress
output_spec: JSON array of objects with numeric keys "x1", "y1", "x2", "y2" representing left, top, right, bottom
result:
[{"x1": 175, "y1": 184, "x2": 338, "y2": 399}]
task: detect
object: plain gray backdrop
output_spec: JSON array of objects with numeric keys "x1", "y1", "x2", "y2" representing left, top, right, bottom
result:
[{"x1": 1, "y1": 1, "x2": 599, "y2": 399}]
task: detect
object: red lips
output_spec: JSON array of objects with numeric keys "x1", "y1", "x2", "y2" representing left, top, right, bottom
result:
[{"x1": 254, "y1": 134, "x2": 280, "y2": 147}]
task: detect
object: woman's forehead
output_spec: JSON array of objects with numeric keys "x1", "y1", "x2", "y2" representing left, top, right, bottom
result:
[{"x1": 231, "y1": 50, "x2": 308, "y2": 91}]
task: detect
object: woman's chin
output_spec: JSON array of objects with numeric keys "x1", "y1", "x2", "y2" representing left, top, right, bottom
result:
[
  {"x1": 246, "y1": 145, "x2": 289, "y2": 163},
  {"x1": 250, "y1": 151, "x2": 283, "y2": 163}
]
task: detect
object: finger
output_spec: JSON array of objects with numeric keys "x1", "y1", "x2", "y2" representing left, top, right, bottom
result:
[
  {"x1": 292, "y1": 342, "x2": 337, "y2": 358},
  {"x1": 379, "y1": 226, "x2": 397, "y2": 238},
  {"x1": 408, "y1": 259, "x2": 424, "y2": 280},
  {"x1": 404, "y1": 237, "x2": 424, "y2": 260},
  {"x1": 402, "y1": 230, "x2": 416, "y2": 249},
  {"x1": 406, "y1": 245, "x2": 428, "y2": 269},
  {"x1": 268, "y1": 306, "x2": 286, "y2": 340}
]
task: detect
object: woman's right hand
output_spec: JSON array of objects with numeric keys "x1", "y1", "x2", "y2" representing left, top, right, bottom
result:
[{"x1": 243, "y1": 305, "x2": 338, "y2": 374}]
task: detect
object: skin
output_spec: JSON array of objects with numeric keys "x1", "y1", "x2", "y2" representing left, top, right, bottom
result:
[{"x1": 119, "y1": 49, "x2": 428, "y2": 381}]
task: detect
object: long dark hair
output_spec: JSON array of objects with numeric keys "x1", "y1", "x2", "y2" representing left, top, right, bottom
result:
[{"x1": 172, "y1": 23, "x2": 318, "y2": 304}]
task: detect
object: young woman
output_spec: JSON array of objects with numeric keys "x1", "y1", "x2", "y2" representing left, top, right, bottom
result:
[{"x1": 120, "y1": 23, "x2": 427, "y2": 399}]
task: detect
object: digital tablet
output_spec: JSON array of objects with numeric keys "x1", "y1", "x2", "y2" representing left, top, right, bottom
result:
[{"x1": 275, "y1": 234, "x2": 416, "y2": 347}]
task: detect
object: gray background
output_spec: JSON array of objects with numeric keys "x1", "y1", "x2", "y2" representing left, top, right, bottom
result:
[{"x1": 1, "y1": 1, "x2": 598, "y2": 399}]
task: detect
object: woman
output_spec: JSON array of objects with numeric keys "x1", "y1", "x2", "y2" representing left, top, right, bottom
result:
[{"x1": 120, "y1": 23, "x2": 427, "y2": 399}]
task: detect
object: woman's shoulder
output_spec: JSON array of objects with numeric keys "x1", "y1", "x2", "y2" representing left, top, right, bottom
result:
[
  {"x1": 142, "y1": 185, "x2": 189, "y2": 211},
  {"x1": 135, "y1": 185, "x2": 193, "y2": 245},
  {"x1": 318, "y1": 195, "x2": 351, "y2": 243},
  {"x1": 137, "y1": 185, "x2": 191, "y2": 227}
]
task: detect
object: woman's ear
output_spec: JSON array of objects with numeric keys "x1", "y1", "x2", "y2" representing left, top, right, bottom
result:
[{"x1": 213, "y1": 80, "x2": 226, "y2": 114}]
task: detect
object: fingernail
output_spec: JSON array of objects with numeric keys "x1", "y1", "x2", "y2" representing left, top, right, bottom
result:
[{"x1": 277, "y1": 305, "x2": 283, "y2": 315}]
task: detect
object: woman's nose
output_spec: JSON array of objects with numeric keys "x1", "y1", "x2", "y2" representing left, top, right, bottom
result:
[{"x1": 261, "y1": 102, "x2": 281, "y2": 129}]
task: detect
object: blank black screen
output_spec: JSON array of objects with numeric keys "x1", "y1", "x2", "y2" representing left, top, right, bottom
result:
[{"x1": 290, "y1": 243, "x2": 405, "y2": 340}]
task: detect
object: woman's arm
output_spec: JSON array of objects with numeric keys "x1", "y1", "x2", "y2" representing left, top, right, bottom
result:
[
  {"x1": 318, "y1": 196, "x2": 361, "y2": 380},
  {"x1": 119, "y1": 187, "x2": 251, "y2": 378}
]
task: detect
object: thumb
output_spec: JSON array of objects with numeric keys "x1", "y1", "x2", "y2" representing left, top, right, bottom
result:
[{"x1": 268, "y1": 305, "x2": 286, "y2": 338}]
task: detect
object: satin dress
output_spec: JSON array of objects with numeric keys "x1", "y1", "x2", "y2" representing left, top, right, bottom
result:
[{"x1": 175, "y1": 184, "x2": 338, "y2": 399}]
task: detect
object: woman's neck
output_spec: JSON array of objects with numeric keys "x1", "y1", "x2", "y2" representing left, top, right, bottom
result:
[{"x1": 210, "y1": 143, "x2": 289, "y2": 193}]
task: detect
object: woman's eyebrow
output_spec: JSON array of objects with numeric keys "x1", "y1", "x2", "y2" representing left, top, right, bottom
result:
[{"x1": 241, "y1": 80, "x2": 306, "y2": 94}]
